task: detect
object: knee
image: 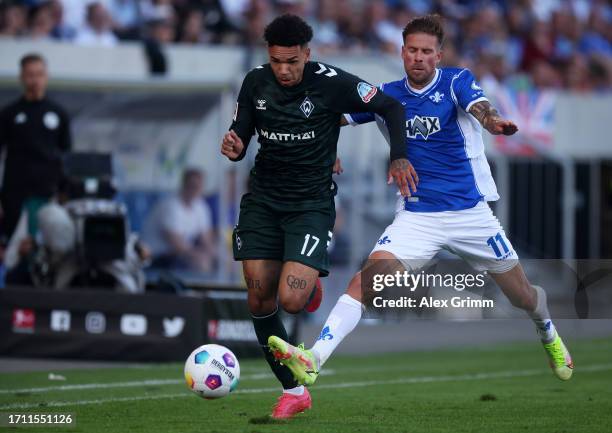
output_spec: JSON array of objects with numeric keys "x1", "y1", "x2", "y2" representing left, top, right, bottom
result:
[
  {"x1": 278, "y1": 293, "x2": 305, "y2": 315},
  {"x1": 247, "y1": 293, "x2": 277, "y2": 315}
]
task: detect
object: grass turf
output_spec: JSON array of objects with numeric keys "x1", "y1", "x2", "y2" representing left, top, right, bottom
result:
[{"x1": 0, "y1": 338, "x2": 611, "y2": 433}]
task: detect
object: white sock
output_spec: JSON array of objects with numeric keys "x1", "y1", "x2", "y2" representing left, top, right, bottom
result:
[
  {"x1": 311, "y1": 294, "x2": 363, "y2": 367},
  {"x1": 528, "y1": 285, "x2": 556, "y2": 343},
  {"x1": 283, "y1": 385, "x2": 304, "y2": 396}
]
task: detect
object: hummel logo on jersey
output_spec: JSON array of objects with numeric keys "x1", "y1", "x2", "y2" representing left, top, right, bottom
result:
[
  {"x1": 377, "y1": 235, "x2": 391, "y2": 245},
  {"x1": 300, "y1": 97, "x2": 315, "y2": 118},
  {"x1": 406, "y1": 115, "x2": 441, "y2": 140},
  {"x1": 256, "y1": 99, "x2": 266, "y2": 110},
  {"x1": 471, "y1": 80, "x2": 482, "y2": 91},
  {"x1": 316, "y1": 326, "x2": 334, "y2": 341},
  {"x1": 429, "y1": 91, "x2": 444, "y2": 103},
  {"x1": 314, "y1": 63, "x2": 337, "y2": 77}
]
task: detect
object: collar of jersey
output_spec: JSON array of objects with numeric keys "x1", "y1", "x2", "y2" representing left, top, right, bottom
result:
[{"x1": 404, "y1": 68, "x2": 441, "y2": 97}]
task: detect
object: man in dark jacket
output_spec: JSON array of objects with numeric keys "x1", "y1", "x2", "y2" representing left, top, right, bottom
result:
[{"x1": 0, "y1": 53, "x2": 72, "y2": 245}]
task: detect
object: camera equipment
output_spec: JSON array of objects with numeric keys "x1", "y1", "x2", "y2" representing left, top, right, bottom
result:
[{"x1": 62, "y1": 152, "x2": 127, "y2": 264}]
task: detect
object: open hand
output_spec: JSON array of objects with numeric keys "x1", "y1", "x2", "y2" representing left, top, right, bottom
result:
[{"x1": 387, "y1": 158, "x2": 419, "y2": 197}]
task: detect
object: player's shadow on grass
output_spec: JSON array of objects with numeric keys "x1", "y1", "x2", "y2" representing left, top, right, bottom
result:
[{"x1": 248, "y1": 415, "x2": 289, "y2": 424}]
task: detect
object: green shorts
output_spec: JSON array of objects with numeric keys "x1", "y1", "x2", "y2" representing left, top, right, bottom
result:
[{"x1": 232, "y1": 193, "x2": 335, "y2": 276}]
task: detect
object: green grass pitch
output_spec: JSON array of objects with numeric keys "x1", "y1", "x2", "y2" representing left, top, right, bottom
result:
[{"x1": 1, "y1": 338, "x2": 611, "y2": 433}]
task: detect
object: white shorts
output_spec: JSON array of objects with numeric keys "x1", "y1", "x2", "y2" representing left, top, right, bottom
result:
[{"x1": 371, "y1": 201, "x2": 518, "y2": 273}]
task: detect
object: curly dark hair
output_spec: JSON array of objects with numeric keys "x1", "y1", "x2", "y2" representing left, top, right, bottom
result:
[
  {"x1": 402, "y1": 14, "x2": 445, "y2": 47},
  {"x1": 263, "y1": 14, "x2": 313, "y2": 47}
]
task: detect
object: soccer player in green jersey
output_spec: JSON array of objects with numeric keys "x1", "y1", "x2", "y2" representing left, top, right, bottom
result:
[{"x1": 220, "y1": 14, "x2": 417, "y2": 419}]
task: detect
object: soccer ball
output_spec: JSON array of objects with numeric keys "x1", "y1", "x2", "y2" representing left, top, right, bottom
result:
[{"x1": 184, "y1": 344, "x2": 240, "y2": 399}]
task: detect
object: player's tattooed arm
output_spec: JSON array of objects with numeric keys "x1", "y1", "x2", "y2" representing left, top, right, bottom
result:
[
  {"x1": 469, "y1": 101, "x2": 518, "y2": 136},
  {"x1": 388, "y1": 158, "x2": 419, "y2": 197}
]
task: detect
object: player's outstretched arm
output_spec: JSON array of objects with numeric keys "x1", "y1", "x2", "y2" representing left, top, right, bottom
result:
[
  {"x1": 221, "y1": 130, "x2": 245, "y2": 161},
  {"x1": 469, "y1": 101, "x2": 518, "y2": 136}
]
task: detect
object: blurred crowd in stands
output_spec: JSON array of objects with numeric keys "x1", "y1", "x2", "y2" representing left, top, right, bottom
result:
[{"x1": 0, "y1": 0, "x2": 610, "y2": 89}]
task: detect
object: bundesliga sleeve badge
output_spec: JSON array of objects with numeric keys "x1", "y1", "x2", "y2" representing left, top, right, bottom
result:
[{"x1": 357, "y1": 82, "x2": 377, "y2": 103}]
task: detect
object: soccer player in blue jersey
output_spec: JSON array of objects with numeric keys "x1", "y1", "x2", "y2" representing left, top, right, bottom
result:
[{"x1": 269, "y1": 14, "x2": 573, "y2": 388}]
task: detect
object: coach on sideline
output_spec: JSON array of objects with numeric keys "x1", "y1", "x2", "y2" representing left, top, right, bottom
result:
[{"x1": 0, "y1": 53, "x2": 72, "y2": 246}]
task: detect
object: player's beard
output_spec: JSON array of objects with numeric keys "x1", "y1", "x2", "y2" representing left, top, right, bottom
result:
[{"x1": 408, "y1": 69, "x2": 435, "y2": 88}]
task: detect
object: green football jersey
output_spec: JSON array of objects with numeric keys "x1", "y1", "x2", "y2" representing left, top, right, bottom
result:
[{"x1": 230, "y1": 61, "x2": 402, "y2": 209}]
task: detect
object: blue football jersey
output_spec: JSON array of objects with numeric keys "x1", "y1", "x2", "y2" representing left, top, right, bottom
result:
[{"x1": 346, "y1": 68, "x2": 499, "y2": 212}]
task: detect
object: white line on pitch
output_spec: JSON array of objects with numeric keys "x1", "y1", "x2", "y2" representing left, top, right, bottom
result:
[
  {"x1": 1, "y1": 363, "x2": 611, "y2": 411},
  {"x1": 0, "y1": 362, "x2": 446, "y2": 395},
  {"x1": 0, "y1": 370, "x2": 336, "y2": 395},
  {"x1": 0, "y1": 363, "x2": 442, "y2": 396}
]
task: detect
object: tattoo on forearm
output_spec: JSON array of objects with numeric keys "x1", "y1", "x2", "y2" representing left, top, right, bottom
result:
[
  {"x1": 469, "y1": 101, "x2": 500, "y2": 129},
  {"x1": 286, "y1": 274, "x2": 308, "y2": 290}
]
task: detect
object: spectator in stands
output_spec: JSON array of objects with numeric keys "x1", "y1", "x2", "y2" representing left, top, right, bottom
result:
[
  {"x1": 242, "y1": 0, "x2": 269, "y2": 47},
  {"x1": 217, "y1": 0, "x2": 250, "y2": 33},
  {"x1": 0, "y1": 0, "x2": 609, "y2": 91},
  {"x1": 74, "y1": 1, "x2": 118, "y2": 47},
  {"x1": 587, "y1": 56, "x2": 610, "y2": 91},
  {"x1": 140, "y1": 0, "x2": 176, "y2": 23},
  {"x1": 520, "y1": 20, "x2": 554, "y2": 72},
  {"x1": 143, "y1": 17, "x2": 174, "y2": 74},
  {"x1": 274, "y1": 0, "x2": 307, "y2": 17},
  {"x1": 373, "y1": 3, "x2": 411, "y2": 54},
  {"x1": 109, "y1": 0, "x2": 142, "y2": 40},
  {"x1": 0, "y1": 53, "x2": 72, "y2": 248},
  {"x1": 360, "y1": 0, "x2": 389, "y2": 50},
  {"x1": 530, "y1": 58, "x2": 563, "y2": 89},
  {"x1": 143, "y1": 168, "x2": 218, "y2": 273},
  {"x1": 565, "y1": 53, "x2": 593, "y2": 91},
  {"x1": 60, "y1": 0, "x2": 88, "y2": 32},
  {"x1": 311, "y1": 0, "x2": 342, "y2": 54},
  {"x1": 580, "y1": 6, "x2": 612, "y2": 57},
  {"x1": 334, "y1": 0, "x2": 364, "y2": 51},
  {"x1": 202, "y1": 0, "x2": 240, "y2": 44},
  {"x1": 49, "y1": 0, "x2": 77, "y2": 41},
  {"x1": 177, "y1": 7, "x2": 209, "y2": 44},
  {"x1": 27, "y1": 2, "x2": 54, "y2": 40},
  {"x1": 0, "y1": 3, "x2": 28, "y2": 37},
  {"x1": 551, "y1": 6, "x2": 582, "y2": 63}
]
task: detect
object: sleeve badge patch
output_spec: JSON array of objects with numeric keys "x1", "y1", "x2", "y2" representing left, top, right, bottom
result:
[{"x1": 357, "y1": 82, "x2": 377, "y2": 103}]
